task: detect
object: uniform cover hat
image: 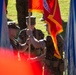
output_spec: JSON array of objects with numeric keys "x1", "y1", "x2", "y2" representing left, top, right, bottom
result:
[
  {"x1": 7, "y1": 21, "x2": 20, "y2": 29},
  {"x1": 26, "y1": 16, "x2": 36, "y2": 25}
]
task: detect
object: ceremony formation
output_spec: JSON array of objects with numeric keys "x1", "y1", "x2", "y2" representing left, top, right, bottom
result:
[{"x1": 0, "y1": 0, "x2": 76, "y2": 75}]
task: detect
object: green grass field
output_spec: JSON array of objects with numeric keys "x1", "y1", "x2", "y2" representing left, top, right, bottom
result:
[{"x1": 7, "y1": 0, "x2": 70, "y2": 38}]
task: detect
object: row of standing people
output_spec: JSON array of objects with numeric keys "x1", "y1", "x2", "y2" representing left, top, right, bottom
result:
[{"x1": 7, "y1": 15, "x2": 64, "y2": 75}]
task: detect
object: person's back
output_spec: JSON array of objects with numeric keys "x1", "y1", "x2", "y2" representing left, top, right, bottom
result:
[{"x1": 45, "y1": 34, "x2": 64, "y2": 75}]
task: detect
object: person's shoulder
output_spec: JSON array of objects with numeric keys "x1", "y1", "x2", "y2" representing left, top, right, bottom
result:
[
  {"x1": 19, "y1": 28, "x2": 27, "y2": 34},
  {"x1": 20, "y1": 28, "x2": 27, "y2": 32},
  {"x1": 36, "y1": 29, "x2": 44, "y2": 34},
  {"x1": 18, "y1": 28, "x2": 27, "y2": 38},
  {"x1": 39, "y1": 39, "x2": 46, "y2": 49},
  {"x1": 57, "y1": 34, "x2": 64, "y2": 42},
  {"x1": 46, "y1": 36, "x2": 54, "y2": 46},
  {"x1": 34, "y1": 28, "x2": 44, "y2": 34}
]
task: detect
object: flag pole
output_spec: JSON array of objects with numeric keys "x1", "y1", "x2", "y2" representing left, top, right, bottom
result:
[
  {"x1": 28, "y1": 12, "x2": 31, "y2": 59},
  {"x1": 63, "y1": 52, "x2": 68, "y2": 75}
]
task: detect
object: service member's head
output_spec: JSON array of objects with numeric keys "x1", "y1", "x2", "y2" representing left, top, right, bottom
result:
[
  {"x1": 8, "y1": 21, "x2": 20, "y2": 29},
  {"x1": 26, "y1": 16, "x2": 36, "y2": 30},
  {"x1": 7, "y1": 21, "x2": 20, "y2": 39}
]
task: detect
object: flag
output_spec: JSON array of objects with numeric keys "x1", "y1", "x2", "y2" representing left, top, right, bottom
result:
[
  {"x1": 43, "y1": 0, "x2": 63, "y2": 59},
  {"x1": 64, "y1": 0, "x2": 76, "y2": 74},
  {"x1": 28, "y1": 0, "x2": 43, "y2": 13},
  {"x1": 0, "y1": 0, "x2": 10, "y2": 48}
]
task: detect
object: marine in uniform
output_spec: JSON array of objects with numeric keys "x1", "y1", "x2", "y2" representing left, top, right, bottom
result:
[
  {"x1": 44, "y1": 35, "x2": 64, "y2": 75},
  {"x1": 17, "y1": 16, "x2": 45, "y2": 75},
  {"x1": 17, "y1": 16, "x2": 44, "y2": 56},
  {"x1": 8, "y1": 21, "x2": 20, "y2": 49},
  {"x1": 8, "y1": 21, "x2": 29, "y2": 55}
]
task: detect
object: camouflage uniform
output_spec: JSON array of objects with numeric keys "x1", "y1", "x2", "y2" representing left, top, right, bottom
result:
[
  {"x1": 18, "y1": 28, "x2": 44, "y2": 56},
  {"x1": 16, "y1": 0, "x2": 28, "y2": 29},
  {"x1": 44, "y1": 35, "x2": 64, "y2": 75}
]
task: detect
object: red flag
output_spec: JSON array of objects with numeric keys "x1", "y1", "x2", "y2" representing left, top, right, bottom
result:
[
  {"x1": 43, "y1": 0, "x2": 63, "y2": 59},
  {"x1": 28, "y1": 0, "x2": 43, "y2": 13}
]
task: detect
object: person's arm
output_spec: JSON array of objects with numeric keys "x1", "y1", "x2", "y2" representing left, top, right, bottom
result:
[
  {"x1": 26, "y1": 29, "x2": 42, "y2": 48},
  {"x1": 26, "y1": 29, "x2": 46, "y2": 62},
  {"x1": 18, "y1": 42, "x2": 29, "y2": 53},
  {"x1": 28, "y1": 47, "x2": 46, "y2": 63}
]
